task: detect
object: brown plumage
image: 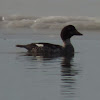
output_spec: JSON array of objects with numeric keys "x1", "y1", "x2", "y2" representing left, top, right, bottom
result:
[{"x1": 16, "y1": 25, "x2": 83, "y2": 57}]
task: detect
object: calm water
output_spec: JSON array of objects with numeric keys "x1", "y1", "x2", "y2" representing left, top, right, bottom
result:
[
  {"x1": 0, "y1": 29, "x2": 100, "y2": 100},
  {"x1": 0, "y1": 0, "x2": 100, "y2": 17}
]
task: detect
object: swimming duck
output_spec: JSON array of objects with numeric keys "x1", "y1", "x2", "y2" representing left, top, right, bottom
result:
[{"x1": 16, "y1": 25, "x2": 83, "y2": 57}]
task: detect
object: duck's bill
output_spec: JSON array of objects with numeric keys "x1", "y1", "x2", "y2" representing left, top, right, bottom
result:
[{"x1": 74, "y1": 30, "x2": 83, "y2": 35}]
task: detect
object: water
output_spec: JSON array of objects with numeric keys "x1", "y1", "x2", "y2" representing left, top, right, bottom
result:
[
  {"x1": 0, "y1": 0, "x2": 100, "y2": 17},
  {"x1": 0, "y1": 0, "x2": 100, "y2": 99},
  {"x1": 0, "y1": 28, "x2": 100, "y2": 100}
]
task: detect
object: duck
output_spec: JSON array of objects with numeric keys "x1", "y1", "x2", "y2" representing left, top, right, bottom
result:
[{"x1": 16, "y1": 25, "x2": 83, "y2": 57}]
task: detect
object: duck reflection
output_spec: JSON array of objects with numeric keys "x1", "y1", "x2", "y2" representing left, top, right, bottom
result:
[
  {"x1": 29, "y1": 53, "x2": 77, "y2": 97},
  {"x1": 16, "y1": 51, "x2": 79, "y2": 98},
  {"x1": 60, "y1": 55, "x2": 80, "y2": 98}
]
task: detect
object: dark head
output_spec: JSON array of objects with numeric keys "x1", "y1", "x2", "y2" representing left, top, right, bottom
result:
[{"x1": 61, "y1": 25, "x2": 83, "y2": 41}]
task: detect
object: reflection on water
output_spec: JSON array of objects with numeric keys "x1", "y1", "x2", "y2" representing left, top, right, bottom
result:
[
  {"x1": 16, "y1": 51, "x2": 81, "y2": 99},
  {"x1": 61, "y1": 56, "x2": 78, "y2": 98}
]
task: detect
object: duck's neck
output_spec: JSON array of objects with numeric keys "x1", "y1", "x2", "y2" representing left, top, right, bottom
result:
[{"x1": 63, "y1": 39, "x2": 72, "y2": 47}]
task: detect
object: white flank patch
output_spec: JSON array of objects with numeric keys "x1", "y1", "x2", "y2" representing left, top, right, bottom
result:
[{"x1": 36, "y1": 44, "x2": 44, "y2": 47}]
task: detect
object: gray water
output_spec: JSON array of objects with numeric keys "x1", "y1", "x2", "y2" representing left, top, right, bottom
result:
[
  {"x1": 0, "y1": 29, "x2": 100, "y2": 100},
  {"x1": 0, "y1": 0, "x2": 100, "y2": 17}
]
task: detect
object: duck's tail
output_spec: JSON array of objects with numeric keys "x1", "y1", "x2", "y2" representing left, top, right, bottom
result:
[
  {"x1": 16, "y1": 44, "x2": 33, "y2": 51},
  {"x1": 16, "y1": 45, "x2": 26, "y2": 48}
]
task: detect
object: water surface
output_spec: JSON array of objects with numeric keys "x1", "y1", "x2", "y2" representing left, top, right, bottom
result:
[{"x1": 0, "y1": 29, "x2": 100, "y2": 100}]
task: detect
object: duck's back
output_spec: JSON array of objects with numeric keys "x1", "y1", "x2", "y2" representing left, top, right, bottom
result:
[
  {"x1": 31, "y1": 43, "x2": 63, "y2": 54},
  {"x1": 16, "y1": 43, "x2": 63, "y2": 55}
]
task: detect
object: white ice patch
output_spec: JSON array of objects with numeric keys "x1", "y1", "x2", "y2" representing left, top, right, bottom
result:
[
  {"x1": 2, "y1": 17, "x2": 5, "y2": 21},
  {"x1": 34, "y1": 20, "x2": 37, "y2": 22},
  {"x1": 1, "y1": 16, "x2": 100, "y2": 30},
  {"x1": 36, "y1": 44, "x2": 44, "y2": 47}
]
